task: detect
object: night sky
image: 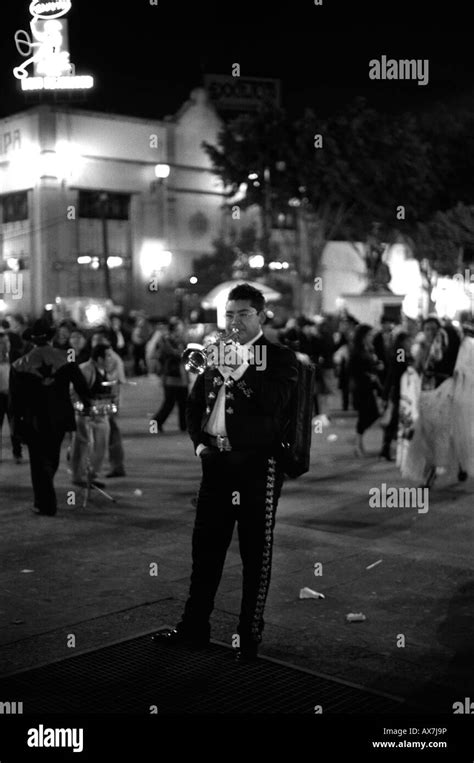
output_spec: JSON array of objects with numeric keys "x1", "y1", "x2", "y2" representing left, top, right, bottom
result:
[{"x1": 1, "y1": 0, "x2": 473, "y2": 121}]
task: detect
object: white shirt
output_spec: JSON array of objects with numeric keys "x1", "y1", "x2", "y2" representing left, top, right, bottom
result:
[{"x1": 196, "y1": 329, "x2": 263, "y2": 455}]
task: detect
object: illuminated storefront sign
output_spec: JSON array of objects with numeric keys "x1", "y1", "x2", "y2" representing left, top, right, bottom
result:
[
  {"x1": 21, "y1": 76, "x2": 93, "y2": 90},
  {"x1": 13, "y1": 0, "x2": 93, "y2": 91}
]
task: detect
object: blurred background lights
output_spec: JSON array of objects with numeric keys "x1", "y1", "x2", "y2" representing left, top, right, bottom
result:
[
  {"x1": 53, "y1": 140, "x2": 83, "y2": 180},
  {"x1": 249, "y1": 254, "x2": 264, "y2": 269},
  {"x1": 107, "y1": 256, "x2": 123, "y2": 268},
  {"x1": 154, "y1": 163, "x2": 170, "y2": 179},
  {"x1": 432, "y1": 276, "x2": 473, "y2": 319},
  {"x1": 6, "y1": 140, "x2": 83, "y2": 182},
  {"x1": 139, "y1": 240, "x2": 172, "y2": 278},
  {"x1": 84, "y1": 303, "x2": 107, "y2": 325}
]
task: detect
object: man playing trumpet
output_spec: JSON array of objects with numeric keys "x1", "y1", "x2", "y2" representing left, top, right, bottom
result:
[{"x1": 153, "y1": 283, "x2": 298, "y2": 661}]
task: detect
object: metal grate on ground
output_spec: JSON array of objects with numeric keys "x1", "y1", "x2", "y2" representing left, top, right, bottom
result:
[{"x1": 0, "y1": 629, "x2": 407, "y2": 714}]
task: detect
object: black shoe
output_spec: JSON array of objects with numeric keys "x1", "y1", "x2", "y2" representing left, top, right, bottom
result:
[
  {"x1": 233, "y1": 646, "x2": 259, "y2": 663},
  {"x1": 458, "y1": 468, "x2": 468, "y2": 482},
  {"x1": 152, "y1": 627, "x2": 210, "y2": 648},
  {"x1": 92, "y1": 479, "x2": 106, "y2": 488},
  {"x1": 31, "y1": 507, "x2": 57, "y2": 516},
  {"x1": 106, "y1": 469, "x2": 126, "y2": 478}
]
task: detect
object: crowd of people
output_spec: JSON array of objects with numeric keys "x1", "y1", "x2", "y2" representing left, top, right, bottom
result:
[{"x1": 0, "y1": 303, "x2": 473, "y2": 511}]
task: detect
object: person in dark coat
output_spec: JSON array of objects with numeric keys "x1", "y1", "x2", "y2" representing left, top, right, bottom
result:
[
  {"x1": 379, "y1": 331, "x2": 411, "y2": 460},
  {"x1": 348, "y1": 324, "x2": 383, "y2": 456},
  {"x1": 0, "y1": 329, "x2": 23, "y2": 462},
  {"x1": 2, "y1": 316, "x2": 29, "y2": 361},
  {"x1": 372, "y1": 314, "x2": 395, "y2": 385},
  {"x1": 9, "y1": 319, "x2": 91, "y2": 516}
]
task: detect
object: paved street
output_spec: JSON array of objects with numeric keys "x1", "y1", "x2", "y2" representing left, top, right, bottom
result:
[{"x1": 1, "y1": 375, "x2": 473, "y2": 712}]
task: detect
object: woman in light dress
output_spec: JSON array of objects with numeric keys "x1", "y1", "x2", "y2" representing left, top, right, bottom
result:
[{"x1": 397, "y1": 320, "x2": 473, "y2": 487}]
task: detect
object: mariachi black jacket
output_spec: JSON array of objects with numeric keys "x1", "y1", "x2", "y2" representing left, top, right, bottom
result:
[
  {"x1": 9, "y1": 344, "x2": 91, "y2": 439},
  {"x1": 186, "y1": 334, "x2": 298, "y2": 452}
]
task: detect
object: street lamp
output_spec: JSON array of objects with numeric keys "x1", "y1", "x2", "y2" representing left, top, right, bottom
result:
[{"x1": 155, "y1": 163, "x2": 170, "y2": 179}]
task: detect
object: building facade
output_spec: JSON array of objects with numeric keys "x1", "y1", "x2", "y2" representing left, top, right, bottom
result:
[{"x1": 0, "y1": 88, "x2": 226, "y2": 318}]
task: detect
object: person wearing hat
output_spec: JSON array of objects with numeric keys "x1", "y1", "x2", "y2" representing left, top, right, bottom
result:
[{"x1": 9, "y1": 319, "x2": 91, "y2": 516}]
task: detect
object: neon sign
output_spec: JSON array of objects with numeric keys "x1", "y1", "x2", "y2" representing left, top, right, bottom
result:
[
  {"x1": 13, "y1": 0, "x2": 93, "y2": 91},
  {"x1": 29, "y1": 1, "x2": 72, "y2": 19}
]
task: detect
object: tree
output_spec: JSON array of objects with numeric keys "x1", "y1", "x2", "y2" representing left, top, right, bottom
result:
[
  {"x1": 191, "y1": 226, "x2": 262, "y2": 288},
  {"x1": 203, "y1": 99, "x2": 439, "y2": 311},
  {"x1": 419, "y1": 103, "x2": 474, "y2": 214},
  {"x1": 412, "y1": 202, "x2": 474, "y2": 275}
]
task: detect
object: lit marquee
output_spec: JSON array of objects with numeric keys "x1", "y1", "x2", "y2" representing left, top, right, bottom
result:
[{"x1": 13, "y1": 0, "x2": 93, "y2": 91}]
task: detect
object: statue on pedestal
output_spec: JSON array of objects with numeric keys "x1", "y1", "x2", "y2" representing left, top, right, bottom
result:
[{"x1": 363, "y1": 223, "x2": 392, "y2": 293}]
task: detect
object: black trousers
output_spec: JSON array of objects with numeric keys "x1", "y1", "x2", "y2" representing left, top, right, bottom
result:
[
  {"x1": 132, "y1": 344, "x2": 146, "y2": 375},
  {"x1": 180, "y1": 448, "x2": 284, "y2": 646},
  {"x1": 355, "y1": 389, "x2": 380, "y2": 435},
  {"x1": 382, "y1": 401, "x2": 400, "y2": 451},
  {"x1": 155, "y1": 385, "x2": 187, "y2": 431},
  {"x1": 26, "y1": 428, "x2": 65, "y2": 513},
  {"x1": 0, "y1": 392, "x2": 22, "y2": 458}
]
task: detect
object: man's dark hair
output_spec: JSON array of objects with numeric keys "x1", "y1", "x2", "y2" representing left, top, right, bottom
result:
[
  {"x1": 227, "y1": 283, "x2": 265, "y2": 313},
  {"x1": 91, "y1": 344, "x2": 109, "y2": 362}
]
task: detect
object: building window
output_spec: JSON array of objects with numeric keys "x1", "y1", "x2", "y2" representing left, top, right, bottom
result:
[
  {"x1": 78, "y1": 191, "x2": 130, "y2": 220},
  {"x1": 1, "y1": 191, "x2": 28, "y2": 223}
]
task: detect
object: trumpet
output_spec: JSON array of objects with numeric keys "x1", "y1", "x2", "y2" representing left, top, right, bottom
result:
[{"x1": 182, "y1": 328, "x2": 240, "y2": 375}]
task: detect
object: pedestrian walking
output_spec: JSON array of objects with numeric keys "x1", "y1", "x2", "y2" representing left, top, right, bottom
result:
[
  {"x1": 9, "y1": 319, "x2": 91, "y2": 516},
  {"x1": 152, "y1": 318, "x2": 189, "y2": 432},
  {"x1": 348, "y1": 324, "x2": 384, "y2": 457}
]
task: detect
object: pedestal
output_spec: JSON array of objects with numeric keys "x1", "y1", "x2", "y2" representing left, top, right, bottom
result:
[{"x1": 341, "y1": 291, "x2": 404, "y2": 326}]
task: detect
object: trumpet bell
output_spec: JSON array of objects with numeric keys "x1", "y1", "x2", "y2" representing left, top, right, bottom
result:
[
  {"x1": 181, "y1": 328, "x2": 241, "y2": 374},
  {"x1": 182, "y1": 343, "x2": 207, "y2": 374}
]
